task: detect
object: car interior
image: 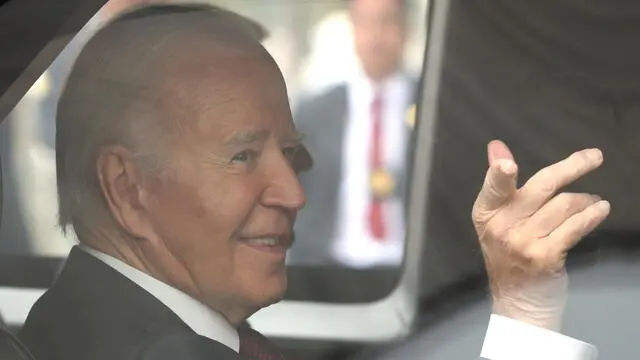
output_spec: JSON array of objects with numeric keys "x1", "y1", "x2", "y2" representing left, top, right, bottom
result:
[
  {"x1": 3, "y1": 0, "x2": 640, "y2": 360},
  {"x1": 0, "y1": 156, "x2": 35, "y2": 360}
]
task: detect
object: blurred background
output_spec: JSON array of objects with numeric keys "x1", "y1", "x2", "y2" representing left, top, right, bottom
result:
[{"x1": 0, "y1": 0, "x2": 429, "y2": 267}]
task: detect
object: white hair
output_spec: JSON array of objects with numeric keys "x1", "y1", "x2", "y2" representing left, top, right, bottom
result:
[{"x1": 55, "y1": 3, "x2": 268, "y2": 240}]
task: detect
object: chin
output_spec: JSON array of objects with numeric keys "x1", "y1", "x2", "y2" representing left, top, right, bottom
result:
[
  {"x1": 261, "y1": 294, "x2": 284, "y2": 308},
  {"x1": 252, "y1": 278, "x2": 287, "y2": 308}
]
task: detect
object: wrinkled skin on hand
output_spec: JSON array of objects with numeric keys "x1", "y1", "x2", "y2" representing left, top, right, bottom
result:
[{"x1": 472, "y1": 140, "x2": 610, "y2": 331}]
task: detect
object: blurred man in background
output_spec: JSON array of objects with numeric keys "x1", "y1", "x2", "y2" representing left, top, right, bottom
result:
[{"x1": 290, "y1": 0, "x2": 416, "y2": 267}]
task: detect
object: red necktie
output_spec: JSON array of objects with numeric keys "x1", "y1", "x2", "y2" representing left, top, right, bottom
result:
[
  {"x1": 238, "y1": 325, "x2": 286, "y2": 360},
  {"x1": 368, "y1": 92, "x2": 386, "y2": 241}
]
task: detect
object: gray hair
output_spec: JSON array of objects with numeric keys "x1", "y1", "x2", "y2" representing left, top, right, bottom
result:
[{"x1": 56, "y1": 3, "x2": 268, "y2": 240}]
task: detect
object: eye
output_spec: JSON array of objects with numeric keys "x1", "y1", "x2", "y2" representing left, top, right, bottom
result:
[
  {"x1": 282, "y1": 145, "x2": 299, "y2": 161},
  {"x1": 230, "y1": 150, "x2": 257, "y2": 164}
]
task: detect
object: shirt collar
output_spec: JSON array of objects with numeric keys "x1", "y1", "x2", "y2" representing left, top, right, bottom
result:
[
  {"x1": 349, "y1": 69, "x2": 407, "y2": 102},
  {"x1": 79, "y1": 245, "x2": 240, "y2": 353}
]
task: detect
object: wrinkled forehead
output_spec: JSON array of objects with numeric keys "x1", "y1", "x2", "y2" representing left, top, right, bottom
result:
[{"x1": 151, "y1": 42, "x2": 294, "y2": 144}]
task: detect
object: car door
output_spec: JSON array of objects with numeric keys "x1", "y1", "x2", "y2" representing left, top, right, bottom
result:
[{"x1": 364, "y1": 1, "x2": 640, "y2": 359}]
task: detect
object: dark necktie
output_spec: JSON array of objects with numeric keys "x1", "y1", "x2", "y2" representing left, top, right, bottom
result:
[{"x1": 238, "y1": 325, "x2": 286, "y2": 360}]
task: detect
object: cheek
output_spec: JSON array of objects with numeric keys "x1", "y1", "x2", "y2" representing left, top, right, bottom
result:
[
  {"x1": 194, "y1": 178, "x2": 260, "y2": 235},
  {"x1": 147, "y1": 178, "x2": 252, "y2": 264},
  {"x1": 154, "y1": 182, "x2": 258, "y2": 292},
  {"x1": 233, "y1": 245, "x2": 288, "y2": 301},
  {"x1": 174, "y1": 177, "x2": 261, "y2": 267}
]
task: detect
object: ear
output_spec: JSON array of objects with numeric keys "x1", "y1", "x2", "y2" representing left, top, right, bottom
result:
[{"x1": 96, "y1": 145, "x2": 156, "y2": 241}]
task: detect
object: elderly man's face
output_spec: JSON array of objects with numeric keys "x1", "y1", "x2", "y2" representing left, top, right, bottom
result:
[{"x1": 138, "y1": 47, "x2": 305, "y2": 321}]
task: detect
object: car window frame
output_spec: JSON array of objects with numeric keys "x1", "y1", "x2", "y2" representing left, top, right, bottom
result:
[{"x1": 0, "y1": 0, "x2": 441, "y2": 343}]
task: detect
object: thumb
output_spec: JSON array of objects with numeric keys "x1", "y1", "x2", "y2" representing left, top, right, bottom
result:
[
  {"x1": 473, "y1": 141, "x2": 519, "y2": 214},
  {"x1": 488, "y1": 139, "x2": 515, "y2": 165}
]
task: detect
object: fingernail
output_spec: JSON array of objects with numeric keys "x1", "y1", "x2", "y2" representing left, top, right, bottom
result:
[
  {"x1": 499, "y1": 160, "x2": 517, "y2": 175},
  {"x1": 591, "y1": 194, "x2": 602, "y2": 202},
  {"x1": 596, "y1": 200, "x2": 610, "y2": 213},
  {"x1": 586, "y1": 148, "x2": 603, "y2": 162}
]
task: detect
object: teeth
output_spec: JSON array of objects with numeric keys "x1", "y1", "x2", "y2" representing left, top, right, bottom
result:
[{"x1": 247, "y1": 237, "x2": 279, "y2": 246}]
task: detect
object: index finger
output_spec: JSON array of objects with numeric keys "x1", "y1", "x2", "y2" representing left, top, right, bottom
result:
[
  {"x1": 473, "y1": 141, "x2": 519, "y2": 215},
  {"x1": 473, "y1": 159, "x2": 518, "y2": 216},
  {"x1": 516, "y1": 148, "x2": 603, "y2": 215}
]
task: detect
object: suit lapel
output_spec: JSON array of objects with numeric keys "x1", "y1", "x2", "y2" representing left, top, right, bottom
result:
[
  {"x1": 324, "y1": 85, "x2": 349, "y2": 183},
  {"x1": 397, "y1": 82, "x2": 418, "y2": 202},
  {"x1": 54, "y1": 247, "x2": 192, "y2": 335}
]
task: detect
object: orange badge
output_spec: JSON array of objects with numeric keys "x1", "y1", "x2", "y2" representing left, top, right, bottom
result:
[{"x1": 370, "y1": 169, "x2": 395, "y2": 198}]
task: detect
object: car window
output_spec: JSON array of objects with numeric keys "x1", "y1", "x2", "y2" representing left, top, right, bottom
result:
[
  {"x1": 0, "y1": 0, "x2": 428, "y2": 257},
  {"x1": 0, "y1": 0, "x2": 432, "y2": 342}
]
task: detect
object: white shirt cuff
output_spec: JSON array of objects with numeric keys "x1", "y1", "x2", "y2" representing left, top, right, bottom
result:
[{"x1": 480, "y1": 314, "x2": 598, "y2": 360}]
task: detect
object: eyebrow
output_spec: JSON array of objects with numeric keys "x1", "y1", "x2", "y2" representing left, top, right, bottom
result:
[
  {"x1": 224, "y1": 130, "x2": 269, "y2": 146},
  {"x1": 223, "y1": 130, "x2": 305, "y2": 146},
  {"x1": 289, "y1": 132, "x2": 305, "y2": 145}
]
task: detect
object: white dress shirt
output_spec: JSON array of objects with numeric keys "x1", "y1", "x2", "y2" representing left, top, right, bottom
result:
[
  {"x1": 332, "y1": 70, "x2": 411, "y2": 268},
  {"x1": 482, "y1": 315, "x2": 598, "y2": 360},
  {"x1": 80, "y1": 246, "x2": 240, "y2": 352}
]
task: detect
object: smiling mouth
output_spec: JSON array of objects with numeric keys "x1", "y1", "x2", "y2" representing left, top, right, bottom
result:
[{"x1": 240, "y1": 236, "x2": 292, "y2": 254}]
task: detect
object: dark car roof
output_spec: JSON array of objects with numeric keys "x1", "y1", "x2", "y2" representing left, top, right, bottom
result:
[{"x1": 0, "y1": 0, "x2": 107, "y2": 123}]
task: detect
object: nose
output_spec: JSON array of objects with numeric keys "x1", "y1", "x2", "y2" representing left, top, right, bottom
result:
[{"x1": 261, "y1": 151, "x2": 307, "y2": 212}]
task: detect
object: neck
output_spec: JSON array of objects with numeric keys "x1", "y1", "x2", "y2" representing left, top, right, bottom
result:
[
  {"x1": 80, "y1": 227, "x2": 149, "y2": 272},
  {"x1": 79, "y1": 228, "x2": 255, "y2": 327},
  {"x1": 366, "y1": 68, "x2": 401, "y2": 86}
]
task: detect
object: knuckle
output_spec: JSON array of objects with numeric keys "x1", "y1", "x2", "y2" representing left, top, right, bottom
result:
[
  {"x1": 578, "y1": 193, "x2": 598, "y2": 208},
  {"x1": 536, "y1": 172, "x2": 558, "y2": 194},
  {"x1": 521, "y1": 243, "x2": 543, "y2": 263},
  {"x1": 554, "y1": 192, "x2": 571, "y2": 201},
  {"x1": 471, "y1": 208, "x2": 483, "y2": 225},
  {"x1": 558, "y1": 200, "x2": 575, "y2": 216},
  {"x1": 546, "y1": 247, "x2": 567, "y2": 271},
  {"x1": 554, "y1": 192, "x2": 574, "y2": 208},
  {"x1": 471, "y1": 201, "x2": 490, "y2": 224},
  {"x1": 555, "y1": 193, "x2": 591, "y2": 214},
  {"x1": 486, "y1": 176, "x2": 510, "y2": 200},
  {"x1": 572, "y1": 214, "x2": 591, "y2": 235},
  {"x1": 570, "y1": 194, "x2": 589, "y2": 210},
  {"x1": 578, "y1": 211, "x2": 602, "y2": 235},
  {"x1": 567, "y1": 150, "x2": 594, "y2": 174},
  {"x1": 523, "y1": 244, "x2": 562, "y2": 272},
  {"x1": 481, "y1": 218, "x2": 518, "y2": 248},
  {"x1": 481, "y1": 222, "x2": 505, "y2": 243},
  {"x1": 565, "y1": 193, "x2": 584, "y2": 209},
  {"x1": 571, "y1": 149, "x2": 591, "y2": 166}
]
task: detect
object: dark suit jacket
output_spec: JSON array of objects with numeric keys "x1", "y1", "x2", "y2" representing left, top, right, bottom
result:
[
  {"x1": 18, "y1": 247, "x2": 239, "y2": 360},
  {"x1": 290, "y1": 77, "x2": 417, "y2": 265}
]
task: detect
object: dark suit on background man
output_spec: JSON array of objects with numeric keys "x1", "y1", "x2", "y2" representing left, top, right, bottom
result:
[
  {"x1": 289, "y1": 72, "x2": 417, "y2": 267},
  {"x1": 287, "y1": 0, "x2": 419, "y2": 268}
]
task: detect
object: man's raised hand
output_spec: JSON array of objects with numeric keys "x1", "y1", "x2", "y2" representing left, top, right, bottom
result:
[{"x1": 472, "y1": 140, "x2": 610, "y2": 331}]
